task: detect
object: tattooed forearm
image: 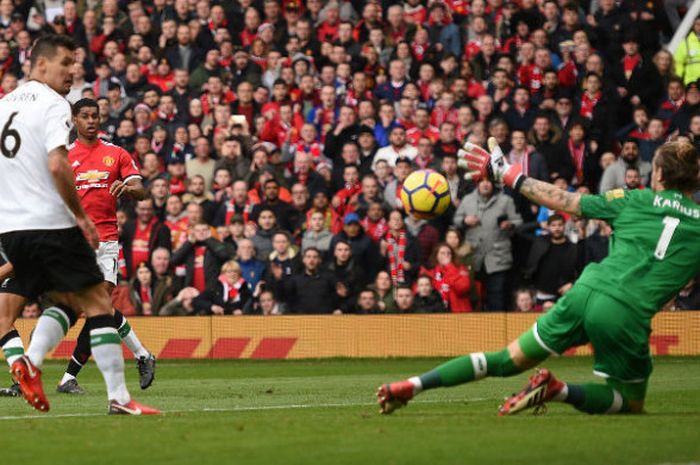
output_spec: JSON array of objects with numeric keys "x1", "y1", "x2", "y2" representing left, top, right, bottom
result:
[{"x1": 519, "y1": 177, "x2": 582, "y2": 215}]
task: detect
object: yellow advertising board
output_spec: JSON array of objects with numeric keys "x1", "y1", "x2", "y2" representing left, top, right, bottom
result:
[{"x1": 13, "y1": 312, "x2": 700, "y2": 359}]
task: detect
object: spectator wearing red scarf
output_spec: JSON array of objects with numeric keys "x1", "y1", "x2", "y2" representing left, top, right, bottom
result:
[
  {"x1": 656, "y1": 77, "x2": 685, "y2": 126},
  {"x1": 360, "y1": 202, "x2": 388, "y2": 243},
  {"x1": 403, "y1": 0, "x2": 426, "y2": 25},
  {"x1": 200, "y1": 75, "x2": 236, "y2": 116},
  {"x1": 611, "y1": 31, "x2": 660, "y2": 127},
  {"x1": 566, "y1": 122, "x2": 594, "y2": 188},
  {"x1": 239, "y1": 7, "x2": 260, "y2": 47},
  {"x1": 579, "y1": 72, "x2": 603, "y2": 120},
  {"x1": 421, "y1": 243, "x2": 472, "y2": 312},
  {"x1": 381, "y1": 211, "x2": 420, "y2": 286},
  {"x1": 192, "y1": 261, "x2": 253, "y2": 315},
  {"x1": 130, "y1": 262, "x2": 156, "y2": 315},
  {"x1": 578, "y1": 71, "x2": 615, "y2": 150}
]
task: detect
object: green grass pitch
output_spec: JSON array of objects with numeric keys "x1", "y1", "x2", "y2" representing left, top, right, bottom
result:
[{"x1": 2, "y1": 357, "x2": 699, "y2": 465}]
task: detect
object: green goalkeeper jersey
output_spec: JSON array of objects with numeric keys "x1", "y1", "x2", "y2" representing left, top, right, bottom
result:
[{"x1": 578, "y1": 188, "x2": 700, "y2": 319}]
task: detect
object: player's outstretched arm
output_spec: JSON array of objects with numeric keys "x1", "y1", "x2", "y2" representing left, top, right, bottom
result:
[
  {"x1": 48, "y1": 146, "x2": 99, "y2": 248},
  {"x1": 460, "y1": 137, "x2": 581, "y2": 216},
  {"x1": 519, "y1": 177, "x2": 582, "y2": 216}
]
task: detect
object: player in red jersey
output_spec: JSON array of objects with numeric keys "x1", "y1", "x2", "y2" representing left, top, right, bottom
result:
[{"x1": 55, "y1": 98, "x2": 156, "y2": 394}]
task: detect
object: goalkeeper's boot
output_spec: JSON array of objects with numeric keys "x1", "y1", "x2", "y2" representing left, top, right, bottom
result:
[
  {"x1": 377, "y1": 380, "x2": 415, "y2": 415},
  {"x1": 108, "y1": 399, "x2": 160, "y2": 415},
  {"x1": 56, "y1": 378, "x2": 86, "y2": 395},
  {"x1": 10, "y1": 355, "x2": 49, "y2": 412},
  {"x1": 0, "y1": 381, "x2": 20, "y2": 397},
  {"x1": 498, "y1": 368, "x2": 564, "y2": 416},
  {"x1": 137, "y1": 354, "x2": 156, "y2": 390}
]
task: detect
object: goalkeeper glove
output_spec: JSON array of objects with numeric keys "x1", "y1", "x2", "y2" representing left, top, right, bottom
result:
[{"x1": 459, "y1": 137, "x2": 525, "y2": 190}]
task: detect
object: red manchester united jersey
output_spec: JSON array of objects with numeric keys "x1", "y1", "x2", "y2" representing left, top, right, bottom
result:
[{"x1": 69, "y1": 139, "x2": 141, "y2": 242}]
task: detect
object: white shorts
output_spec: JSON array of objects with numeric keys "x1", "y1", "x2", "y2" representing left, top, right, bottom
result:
[{"x1": 96, "y1": 241, "x2": 119, "y2": 285}]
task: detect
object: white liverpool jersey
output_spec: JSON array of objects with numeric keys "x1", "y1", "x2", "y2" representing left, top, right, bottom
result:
[{"x1": 0, "y1": 80, "x2": 76, "y2": 234}]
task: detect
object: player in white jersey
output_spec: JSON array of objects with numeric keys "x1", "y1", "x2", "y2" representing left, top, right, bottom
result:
[
  {"x1": 0, "y1": 35, "x2": 158, "y2": 415},
  {"x1": 0, "y1": 99, "x2": 157, "y2": 397}
]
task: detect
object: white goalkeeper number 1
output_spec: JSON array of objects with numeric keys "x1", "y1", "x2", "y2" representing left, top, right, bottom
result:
[{"x1": 654, "y1": 216, "x2": 680, "y2": 260}]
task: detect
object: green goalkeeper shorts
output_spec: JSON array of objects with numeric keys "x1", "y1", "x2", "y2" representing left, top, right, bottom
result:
[{"x1": 534, "y1": 283, "x2": 652, "y2": 396}]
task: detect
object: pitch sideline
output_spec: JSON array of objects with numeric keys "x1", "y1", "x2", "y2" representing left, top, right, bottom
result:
[{"x1": 0, "y1": 397, "x2": 488, "y2": 421}]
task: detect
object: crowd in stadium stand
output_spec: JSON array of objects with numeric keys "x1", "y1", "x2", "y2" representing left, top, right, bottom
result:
[{"x1": 3, "y1": 0, "x2": 700, "y2": 315}]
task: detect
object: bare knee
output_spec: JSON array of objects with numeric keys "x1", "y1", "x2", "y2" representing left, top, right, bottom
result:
[
  {"x1": 0, "y1": 295, "x2": 26, "y2": 334},
  {"x1": 507, "y1": 339, "x2": 540, "y2": 370},
  {"x1": 0, "y1": 316, "x2": 16, "y2": 335},
  {"x1": 54, "y1": 283, "x2": 111, "y2": 318}
]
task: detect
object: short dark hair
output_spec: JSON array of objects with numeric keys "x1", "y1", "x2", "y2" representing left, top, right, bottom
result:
[
  {"x1": 272, "y1": 230, "x2": 291, "y2": 242},
  {"x1": 547, "y1": 213, "x2": 565, "y2": 225},
  {"x1": 334, "y1": 239, "x2": 351, "y2": 250},
  {"x1": 30, "y1": 34, "x2": 76, "y2": 68},
  {"x1": 562, "y1": 2, "x2": 578, "y2": 13},
  {"x1": 257, "y1": 207, "x2": 276, "y2": 218},
  {"x1": 303, "y1": 247, "x2": 321, "y2": 257},
  {"x1": 72, "y1": 98, "x2": 98, "y2": 116}
]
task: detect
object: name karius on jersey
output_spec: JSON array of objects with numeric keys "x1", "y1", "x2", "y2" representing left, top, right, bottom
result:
[{"x1": 653, "y1": 194, "x2": 700, "y2": 219}]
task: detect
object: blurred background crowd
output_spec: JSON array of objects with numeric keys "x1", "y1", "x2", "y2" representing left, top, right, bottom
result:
[{"x1": 4, "y1": 0, "x2": 700, "y2": 316}]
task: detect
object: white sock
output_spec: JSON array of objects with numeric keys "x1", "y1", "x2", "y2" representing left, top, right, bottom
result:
[
  {"x1": 408, "y1": 376, "x2": 423, "y2": 395},
  {"x1": 26, "y1": 307, "x2": 70, "y2": 368},
  {"x1": 118, "y1": 318, "x2": 150, "y2": 359},
  {"x1": 91, "y1": 326, "x2": 130, "y2": 404},
  {"x1": 2, "y1": 335, "x2": 24, "y2": 366},
  {"x1": 551, "y1": 383, "x2": 568, "y2": 402},
  {"x1": 60, "y1": 372, "x2": 76, "y2": 385}
]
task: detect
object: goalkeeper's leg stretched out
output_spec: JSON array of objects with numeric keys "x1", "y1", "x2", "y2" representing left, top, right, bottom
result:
[
  {"x1": 377, "y1": 326, "x2": 639, "y2": 416},
  {"x1": 378, "y1": 282, "x2": 649, "y2": 416}
]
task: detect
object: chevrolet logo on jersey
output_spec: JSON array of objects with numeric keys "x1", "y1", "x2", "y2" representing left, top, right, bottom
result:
[{"x1": 76, "y1": 170, "x2": 110, "y2": 182}]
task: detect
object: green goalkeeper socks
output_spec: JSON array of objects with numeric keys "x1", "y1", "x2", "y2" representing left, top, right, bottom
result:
[
  {"x1": 416, "y1": 328, "x2": 551, "y2": 391},
  {"x1": 564, "y1": 384, "x2": 627, "y2": 414},
  {"x1": 418, "y1": 350, "x2": 524, "y2": 390}
]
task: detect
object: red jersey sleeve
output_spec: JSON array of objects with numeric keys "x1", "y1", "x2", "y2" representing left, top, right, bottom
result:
[{"x1": 119, "y1": 148, "x2": 141, "y2": 182}]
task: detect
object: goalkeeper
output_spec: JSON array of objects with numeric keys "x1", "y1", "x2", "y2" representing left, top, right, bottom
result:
[{"x1": 377, "y1": 139, "x2": 700, "y2": 416}]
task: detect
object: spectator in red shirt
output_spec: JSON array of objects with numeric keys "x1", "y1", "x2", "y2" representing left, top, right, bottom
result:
[
  {"x1": 317, "y1": 1, "x2": 340, "y2": 42},
  {"x1": 421, "y1": 243, "x2": 472, "y2": 312},
  {"x1": 171, "y1": 222, "x2": 236, "y2": 293},
  {"x1": 332, "y1": 164, "x2": 361, "y2": 217},
  {"x1": 121, "y1": 198, "x2": 172, "y2": 278},
  {"x1": 406, "y1": 107, "x2": 440, "y2": 146}
]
